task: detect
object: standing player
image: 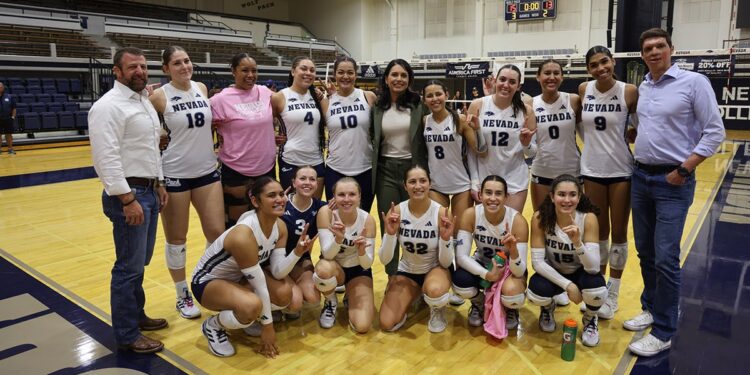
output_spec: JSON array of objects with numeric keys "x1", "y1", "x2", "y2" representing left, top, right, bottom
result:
[
  {"x1": 530, "y1": 59, "x2": 582, "y2": 210},
  {"x1": 527, "y1": 174, "x2": 607, "y2": 347},
  {"x1": 273, "y1": 56, "x2": 326, "y2": 198},
  {"x1": 149, "y1": 46, "x2": 224, "y2": 320},
  {"x1": 379, "y1": 166, "x2": 455, "y2": 333},
  {"x1": 192, "y1": 177, "x2": 314, "y2": 358},
  {"x1": 578, "y1": 46, "x2": 638, "y2": 319},
  {"x1": 211, "y1": 53, "x2": 276, "y2": 227},
  {"x1": 323, "y1": 56, "x2": 377, "y2": 210},
  {"x1": 314, "y1": 178, "x2": 377, "y2": 332},
  {"x1": 422, "y1": 79, "x2": 486, "y2": 229},
  {"x1": 278, "y1": 166, "x2": 327, "y2": 319},
  {"x1": 467, "y1": 64, "x2": 537, "y2": 212},
  {"x1": 452, "y1": 175, "x2": 528, "y2": 329}
]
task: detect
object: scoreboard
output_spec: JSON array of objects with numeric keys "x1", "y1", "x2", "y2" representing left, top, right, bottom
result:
[{"x1": 505, "y1": 0, "x2": 557, "y2": 21}]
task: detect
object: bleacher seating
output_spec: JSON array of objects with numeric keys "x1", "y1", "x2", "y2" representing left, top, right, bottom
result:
[
  {"x1": 7, "y1": 77, "x2": 87, "y2": 133},
  {"x1": 18, "y1": 0, "x2": 189, "y2": 23},
  {"x1": 267, "y1": 46, "x2": 337, "y2": 65},
  {"x1": 0, "y1": 24, "x2": 110, "y2": 59},
  {"x1": 20, "y1": 113, "x2": 41, "y2": 132},
  {"x1": 41, "y1": 112, "x2": 58, "y2": 130},
  {"x1": 107, "y1": 32, "x2": 278, "y2": 66}
]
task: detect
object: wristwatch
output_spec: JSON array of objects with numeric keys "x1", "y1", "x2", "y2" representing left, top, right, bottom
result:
[{"x1": 676, "y1": 166, "x2": 692, "y2": 177}]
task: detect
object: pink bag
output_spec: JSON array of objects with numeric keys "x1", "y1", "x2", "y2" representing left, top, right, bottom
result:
[{"x1": 483, "y1": 267, "x2": 512, "y2": 340}]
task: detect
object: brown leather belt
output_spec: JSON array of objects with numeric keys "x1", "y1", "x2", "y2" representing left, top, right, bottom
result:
[{"x1": 126, "y1": 177, "x2": 159, "y2": 188}]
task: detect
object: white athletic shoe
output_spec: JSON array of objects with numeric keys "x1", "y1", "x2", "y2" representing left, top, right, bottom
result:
[
  {"x1": 428, "y1": 306, "x2": 447, "y2": 333},
  {"x1": 505, "y1": 308, "x2": 519, "y2": 330},
  {"x1": 335, "y1": 285, "x2": 346, "y2": 293},
  {"x1": 623, "y1": 310, "x2": 654, "y2": 331},
  {"x1": 554, "y1": 292, "x2": 570, "y2": 306},
  {"x1": 449, "y1": 293, "x2": 466, "y2": 306},
  {"x1": 202, "y1": 316, "x2": 235, "y2": 357},
  {"x1": 319, "y1": 299, "x2": 338, "y2": 329},
  {"x1": 579, "y1": 302, "x2": 587, "y2": 312},
  {"x1": 243, "y1": 321, "x2": 262, "y2": 337},
  {"x1": 628, "y1": 333, "x2": 671, "y2": 357},
  {"x1": 176, "y1": 294, "x2": 201, "y2": 319},
  {"x1": 607, "y1": 291, "x2": 620, "y2": 313},
  {"x1": 596, "y1": 302, "x2": 615, "y2": 320},
  {"x1": 581, "y1": 314, "x2": 600, "y2": 347},
  {"x1": 468, "y1": 301, "x2": 484, "y2": 327},
  {"x1": 539, "y1": 303, "x2": 556, "y2": 333}
]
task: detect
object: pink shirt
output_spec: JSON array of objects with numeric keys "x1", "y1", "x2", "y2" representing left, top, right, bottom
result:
[{"x1": 211, "y1": 85, "x2": 276, "y2": 176}]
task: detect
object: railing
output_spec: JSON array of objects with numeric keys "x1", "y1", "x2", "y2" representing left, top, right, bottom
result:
[{"x1": 88, "y1": 57, "x2": 113, "y2": 101}]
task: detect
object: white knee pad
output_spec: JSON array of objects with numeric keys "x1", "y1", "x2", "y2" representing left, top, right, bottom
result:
[
  {"x1": 526, "y1": 289, "x2": 553, "y2": 307},
  {"x1": 599, "y1": 240, "x2": 610, "y2": 266},
  {"x1": 270, "y1": 303, "x2": 288, "y2": 311},
  {"x1": 582, "y1": 286, "x2": 608, "y2": 308},
  {"x1": 423, "y1": 292, "x2": 450, "y2": 308},
  {"x1": 313, "y1": 272, "x2": 337, "y2": 293},
  {"x1": 218, "y1": 310, "x2": 252, "y2": 329},
  {"x1": 452, "y1": 284, "x2": 478, "y2": 300},
  {"x1": 501, "y1": 293, "x2": 526, "y2": 309},
  {"x1": 609, "y1": 242, "x2": 628, "y2": 270},
  {"x1": 165, "y1": 242, "x2": 186, "y2": 270}
]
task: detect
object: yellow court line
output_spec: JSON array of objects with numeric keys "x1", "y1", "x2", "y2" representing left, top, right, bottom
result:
[
  {"x1": 0, "y1": 248, "x2": 207, "y2": 375},
  {"x1": 617, "y1": 141, "x2": 736, "y2": 375}
]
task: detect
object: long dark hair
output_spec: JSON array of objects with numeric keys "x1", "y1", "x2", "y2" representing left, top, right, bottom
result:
[
  {"x1": 247, "y1": 176, "x2": 281, "y2": 210},
  {"x1": 287, "y1": 56, "x2": 325, "y2": 152},
  {"x1": 376, "y1": 59, "x2": 421, "y2": 111},
  {"x1": 538, "y1": 174, "x2": 600, "y2": 235},
  {"x1": 422, "y1": 79, "x2": 460, "y2": 135},
  {"x1": 161, "y1": 45, "x2": 186, "y2": 67},
  {"x1": 496, "y1": 64, "x2": 526, "y2": 117},
  {"x1": 480, "y1": 175, "x2": 508, "y2": 195}
]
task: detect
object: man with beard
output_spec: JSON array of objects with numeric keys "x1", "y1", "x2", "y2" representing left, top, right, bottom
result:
[{"x1": 89, "y1": 47, "x2": 169, "y2": 354}]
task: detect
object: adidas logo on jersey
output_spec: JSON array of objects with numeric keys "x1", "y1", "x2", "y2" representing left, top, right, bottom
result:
[
  {"x1": 476, "y1": 225, "x2": 487, "y2": 232},
  {"x1": 196, "y1": 93, "x2": 202, "y2": 97},
  {"x1": 611, "y1": 95, "x2": 618, "y2": 100},
  {"x1": 535, "y1": 107, "x2": 545, "y2": 113},
  {"x1": 284, "y1": 210, "x2": 291, "y2": 216},
  {"x1": 425, "y1": 221, "x2": 433, "y2": 226},
  {"x1": 560, "y1": 104, "x2": 567, "y2": 110},
  {"x1": 484, "y1": 111, "x2": 495, "y2": 116},
  {"x1": 354, "y1": 97, "x2": 361, "y2": 102},
  {"x1": 170, "y1": 96, "x2": 182, "y2": 102},
  {"x1": 444, "y1": 127, "x2": 451, "y2": 132},
  {"x1": 401, "y1": 219, "x2": 412, "y2": 225},
  {"x1": 586, "y1": 95, "x2": 596, "y2": 100}
]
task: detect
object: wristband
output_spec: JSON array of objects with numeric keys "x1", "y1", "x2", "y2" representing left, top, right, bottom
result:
[{"x1": 123, "y1": 196, "x2": 136, "y2": 206}]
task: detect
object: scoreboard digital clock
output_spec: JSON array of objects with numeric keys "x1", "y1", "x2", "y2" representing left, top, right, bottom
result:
[{"x1": 505, "y1": 0, "x2": 556, "y2": 21}]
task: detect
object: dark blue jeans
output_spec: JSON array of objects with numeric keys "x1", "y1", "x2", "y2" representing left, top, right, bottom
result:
[
  {"x1": 102, "y1": 186, "x2": 159, "y2": 345},
  {"x1": 631, "y1": 167, "x2": 695, "y2": 341}
]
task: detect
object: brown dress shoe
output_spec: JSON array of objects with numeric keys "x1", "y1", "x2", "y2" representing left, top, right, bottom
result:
[
  {"x1": 121, "y1": 335, "x2": 164, "y2": 354},
  {"x1": 138, "y1": 316, "x2": 168, "y2": 331}
]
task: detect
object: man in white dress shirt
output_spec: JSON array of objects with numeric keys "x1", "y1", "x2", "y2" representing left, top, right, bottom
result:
[{"x1": 89, "y1": 47, "x2": 169, "y2": 354}]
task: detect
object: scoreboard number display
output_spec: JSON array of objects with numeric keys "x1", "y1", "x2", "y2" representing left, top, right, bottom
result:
[{"x1": 505, "y1": 0, "x2": 557, "y2": 21}]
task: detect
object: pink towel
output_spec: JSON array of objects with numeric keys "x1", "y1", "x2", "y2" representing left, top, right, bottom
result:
[{"x1": 483, "y1": 266, "x2": 512, "y2": 340}]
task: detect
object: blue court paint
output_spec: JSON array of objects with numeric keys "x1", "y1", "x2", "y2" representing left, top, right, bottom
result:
[
  {"x1": 0, "y1": 167, "x2": 96, "y2": 190},
  {"x1": 631, "y1": 142, "x2": 750, "y2": 374},
  {"x1": 0, "y1": 255, "x2": 187, "y2": 374}
]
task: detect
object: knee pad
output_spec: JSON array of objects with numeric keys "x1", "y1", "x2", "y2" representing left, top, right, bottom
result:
[
  {"x1": 224, "y1": 192, "x2": 249, "y2": 206},
  {"x1": 165, "y1": 243, "x2": 186, "y2": 270},
  {"x1": 599, "y1": 240, "x2": 610, "y2": 266},
  {"x1": 271, "y1": 302, "x2": 288, "y2": 311},
  {"x1": 452, "y1": 284, "x2": 478, "y2": 300},
  {"x1": 423, "y1": 292, "x2": 450, "y2": 308},
  {"x1": 526, "y1": 289, "x2": 553, "y2": 307},
  {"x1": 609, "y1": 242, "x2": 628, "y2": 270},
  {"x1": 582, "y1": 286, "x2": 608, "y2": 308},
  {"x1": 312, "y1": 272, "x2": 337, "y2": 293},
  {"x1": 218, "y1": 310, "x2": 252, "y2": 329},
  {"x1": 501, "y1": 293, "x2": 526, "y2": 309}
]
